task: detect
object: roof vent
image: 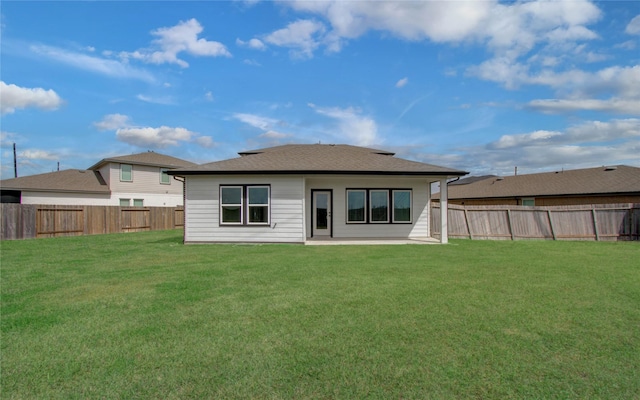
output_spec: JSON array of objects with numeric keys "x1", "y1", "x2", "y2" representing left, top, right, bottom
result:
[
  {"x1": 604, "y1": 166, "x2": 617, "y2": 171},
  {"x1": 496, "y1": 176, "x2": 504, "y2": 181}
]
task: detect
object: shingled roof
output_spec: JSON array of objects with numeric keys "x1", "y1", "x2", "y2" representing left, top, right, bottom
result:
[
  {"x1": 89, "y1": 151, "x2": 196, "y2": 170},
  {"x1": 0, "y1": 169, "x2": 109, "y2": 194},
  {"x1": 169, "y1": 144, "x2": 468, "y2": 176},
  {"x1": 435, "y1": 165, "x2": 640, "y2": 199}
]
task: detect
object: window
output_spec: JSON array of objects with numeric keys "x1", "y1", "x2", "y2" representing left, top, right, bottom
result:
[
  {"x1": 346, "y1": 190, "x2": 366, "y2": 223},
  {"x1": 393, "y1": 190, "x2": 412, "y2": 223},
  {"x1": 370, "y1": 190, "x2": 389, "y2": 223},
  {"x1": 120, "y1": 164, "x2": 132, "y2": 182},
  {"x1": 220, "y1": 186, "x2": 243, "y2": 224},
  {"x1": 247, "y1": 186, "x2": 269, "y2": 224},
  {"x1": 133, "y1": 199, "x2": 144, "y2": 207},
  {"x1": 220, "y1": 185, "x2": 270, "y2": 225},
  {"x1": 120, "y1": 198, "x2": 131, "y2": 206},
  {"x1": 346, "y1": 189, "x2": 412, "y2": 224},
  {"x1": 160, "y1": 168, "x2": 170, "y2": 184},
  {"x1": 522, "y1": 198, "x2": 535, "y2": 206}
]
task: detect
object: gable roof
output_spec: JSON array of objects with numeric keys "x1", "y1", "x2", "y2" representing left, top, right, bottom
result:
[
  {"x1": 88, "y1": 151, "x2": 196, "y2": 170},
  {"x1": 169, "y1": 144, "x2": 468, "y2": 176},
  {"x1": 0, "y1": 169, "x2": 110, "y2": 194},
  {"x1": 436, "y1": 165, "x2": 640, "y2": 199}
]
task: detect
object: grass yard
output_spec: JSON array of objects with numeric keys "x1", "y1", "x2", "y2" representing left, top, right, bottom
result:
[{"x1": 1, "y1": 231, "x2": 639, "y2": 399}]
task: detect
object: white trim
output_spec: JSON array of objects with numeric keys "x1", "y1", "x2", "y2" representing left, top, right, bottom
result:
[
  {"x1": 220, "y1": 186, "x2": 244, "y2": 225},
  {"x1": 346, "y1": 189, "x2": 367, "y2": 223},
  {"x1": 369, "y1": 189, "x2": 390, "y2": 223},
  {"x1": 247, "y1": 185, "x2": 270, "y2": 225},
  {"x1": 392, "y1": 189, "x2": 412, "y2": 223}
]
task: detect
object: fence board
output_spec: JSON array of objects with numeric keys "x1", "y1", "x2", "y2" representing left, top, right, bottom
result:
[
  {"x1": 431, "y1": 203, "x2": 639, "y2": 241},
  {"x1": 1, "y1": 205, "x2": 183, "y2": 240}
]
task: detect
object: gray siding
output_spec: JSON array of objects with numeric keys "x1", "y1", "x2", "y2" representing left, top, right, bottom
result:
[{"x1": 184, "y1": 175, "x2": 305, "y2": 243}]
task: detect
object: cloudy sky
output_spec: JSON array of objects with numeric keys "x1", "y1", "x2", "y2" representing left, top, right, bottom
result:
[{"x1": 1, "y1": 1, "x2": 639, "y2": 179}]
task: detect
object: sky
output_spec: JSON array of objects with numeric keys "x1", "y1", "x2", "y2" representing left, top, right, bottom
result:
[{"x1": 1, "y1": 0, "x2": 639, "y2": 180}]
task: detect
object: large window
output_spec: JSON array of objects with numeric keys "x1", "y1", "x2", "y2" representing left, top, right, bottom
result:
[
  {"x1": 370, "y1": 190, "x2": 389, "y2": 223},
  {"x1": 220, "y1": 185, "x2": 270, "y2": 225},
  {"x1": 392, "y1": 190, "x2": 412, "y2": 223},
  {"x1": 346, "y1": 190, "x2": 366, "y2": 223},
  {"x1": 120, "y1": 164, "x2": 132, "y2": 182},
  {"x1": 346, "y1": 189, "x2": 412, "y2": 224}
]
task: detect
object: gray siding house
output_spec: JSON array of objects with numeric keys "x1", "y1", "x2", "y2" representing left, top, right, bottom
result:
[{"x1": 169, "y1": 144, "x2": 468, "y2": 244}]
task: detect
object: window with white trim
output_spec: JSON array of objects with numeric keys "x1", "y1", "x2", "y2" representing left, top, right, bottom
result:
[
  {"x1": 346, "y1": 189, "x2": 412, "y2": 224},
  {"x1": 220, "y1": 185, "x2": 270, "y2": 225},
  {"x1": 133, "y1": 199, "x2": 144, "y2": 207},
  {"x1": 370, "y1": 190, "x2": 390, "y2": 223},
  {"x1": 120, "y1": 198, "x2": 131, "y2": 206},
  {"x1": 120, "y1": 164, "x2": 132, "y2": 182},
  {"x1": 392, "y1": 190, "x2": 412, "y2": 223},
  {"x1": 160, "y1": 168, "x2": 170, "y2": 184},
  {"x1": 346, "y1": 190, "x2": 366, "y2": 223}
]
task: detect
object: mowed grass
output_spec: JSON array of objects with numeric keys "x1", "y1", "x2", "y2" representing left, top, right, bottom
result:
[{"x1": 1, "y1": 231, "x2": 639, "y2": 399}]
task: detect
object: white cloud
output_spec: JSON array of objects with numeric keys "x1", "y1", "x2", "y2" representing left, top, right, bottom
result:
[
  {"x1": 309, "y1": 103, "x2": 379, "y2": 146},
  {"x1": 116, "y1": 126, "x2": 195, "y2": 148},
  {"x1": 120, "y1": 19, "x2": 231, "y2": 68},
  {"x1": 136, "y1": 94, "x2": 175, "y2": 105},
  {"x1": 20, "y1": 149, "x2": 58, "y2": 161},
  {"x1": 204, "y1": 91, "x2": 214, "y2": 101},
  {"x1": 527, "y1": 98, "x2": 640, "y2": 115},
  {"x1": 30, "y1": 45, "x2": 155, "y2": 82},
  {"x1": 395, "y1": 77, "x2": 408, "y2": 88},
  {"x1": 259, "y1": 130, "x2": 289, "y2": 139},
  {"x1": 263, "y1": 19, "x2": 326, "y2": 59},
  {"x1": 93, "y1": 113, "x2": 130, "y2": 131},
  {"x1": 236, "y1": 38, "x2": 266, "y2": 50},
  {"x1": 232, "y1": 113, "x2": 279, "y2": 131},
  {"x1": 0, "y1": 81, "x2": 63, "y2": 115},
  {"x1": 195, "y1": 136, "x2": 216, "y2": 148},
  {"x1": 626, "y1": 15, "x2": 640, "y2": 35},
  {"x1": 243, "y1": 59, "x2": 261, "y2": 66}
]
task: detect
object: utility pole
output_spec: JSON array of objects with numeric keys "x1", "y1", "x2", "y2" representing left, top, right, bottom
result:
[{"x1": 13, "y1": 143, "x2": 18, "y2": 178}]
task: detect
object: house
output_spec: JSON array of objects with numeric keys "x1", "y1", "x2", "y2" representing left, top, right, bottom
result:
[
  {"x1": 0, "y1": 151, "x2": 196, "y2": 206},
  {"x1": 433, "y1": 165, "x2": 640, "y2": 206},
  {"x1": 168, "y1": 144, "x2": 468, "y2": 244}
]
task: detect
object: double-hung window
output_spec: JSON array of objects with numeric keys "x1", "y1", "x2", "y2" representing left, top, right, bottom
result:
[
  {"x1": 220, "y1": 185, "x2": 270, "y2": 225},
  {"x1": 120, "y1": 164, "x2": 132, "y2": 182},
  {"x1": 346, "y1": 188, "x2": 412, "y2": 224}
]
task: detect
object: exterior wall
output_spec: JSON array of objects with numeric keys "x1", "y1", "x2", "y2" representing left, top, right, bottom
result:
[
  {"x1": 106, "y1": 163, "x2": 185, "y2": 207},
  {"x1": 19, "y1": 191, "x2": 111, "y2": 205},
  {"x1": 305, "y1": 176, "x2": 437, "y2": 239},
  {"x1": 183, "y1": 175, "x2": 305, "y2": 243}
]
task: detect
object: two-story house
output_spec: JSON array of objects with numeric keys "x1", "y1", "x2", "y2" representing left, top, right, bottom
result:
[{"x1": 0, "y1": 151, "x2": 196, "y2": 206}]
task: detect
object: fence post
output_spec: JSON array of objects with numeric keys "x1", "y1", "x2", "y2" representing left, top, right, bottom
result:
[
  {"x1": 463, "y1": 208, "x2": 472, "y2": 239},
  {"x1": 547, "y1": 210, "x2": 557, "y2": 240},
  {"x1": 591, "y1": 207, "x2": 600, "y2": 241},
  {"x1": 506, "y1": 209, "x2": 515, "y2": 240}
]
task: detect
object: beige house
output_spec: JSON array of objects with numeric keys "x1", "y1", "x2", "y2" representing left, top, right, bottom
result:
[
  {"x1": 433, "y1": 165, "x2": 640, "y2": 206},
  {"x1": 1, "y1": 152, "x2": 195, "y2": 206},
  {"x1": 169, "y1": 144, "x2": 468, "y2": 244}
]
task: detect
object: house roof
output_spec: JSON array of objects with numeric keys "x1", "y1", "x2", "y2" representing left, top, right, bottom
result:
[
  {"x1": 88, "y1": 151, "x2": 196, "y2": 170},
  {"x1": 169, "y1": 144, "x2": 468, "y2": 176},
  {"x1": 0, "y1": 169, "x2": 110, "y2": 194},
  {"x1": 435, "y1": 165, "x2": 640, "y2": 199}
]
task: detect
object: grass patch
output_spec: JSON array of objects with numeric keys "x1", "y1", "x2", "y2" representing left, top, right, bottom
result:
[{"x1": 2, "y1": 231, "x2": 639, "y2": 399}]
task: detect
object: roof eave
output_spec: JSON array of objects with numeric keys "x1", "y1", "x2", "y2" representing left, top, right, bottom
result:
[{"x1": 169, "y1": 169, "x2": 469, "y2": 177}]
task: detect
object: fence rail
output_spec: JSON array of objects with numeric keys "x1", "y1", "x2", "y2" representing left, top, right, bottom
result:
[
  {"x1": 1, "y1": 204, "x2": 184, "y2": 240},
  {"x1": 431, "y1": 203, "x2": 639, "y2": 241}
]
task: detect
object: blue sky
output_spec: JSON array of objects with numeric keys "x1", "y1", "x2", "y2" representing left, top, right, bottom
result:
[{"x1": 1, "y1": 0, "x2": 639, "y2": 179}]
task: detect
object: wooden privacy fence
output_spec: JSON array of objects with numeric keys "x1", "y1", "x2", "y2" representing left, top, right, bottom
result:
[
  {"x1": 1, "y1": 204, "x2": 184, "y2": 240},
  {"x1": 431, "y1": 203, "x2": 640, "y2": 241}
]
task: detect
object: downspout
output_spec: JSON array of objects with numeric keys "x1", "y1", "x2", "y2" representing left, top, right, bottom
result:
[{"x1": 173, "y1": 175, "x2": 186, "y2": 244}]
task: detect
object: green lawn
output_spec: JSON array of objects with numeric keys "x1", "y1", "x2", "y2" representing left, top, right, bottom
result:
[{"x1": 1, "y1": 231, "x2": 639, "y2": 399}]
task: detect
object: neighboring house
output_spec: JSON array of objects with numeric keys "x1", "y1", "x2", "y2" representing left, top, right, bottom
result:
[
  {"x1": 168, "y1": 144, "x2": 468, "y2": 244},
  {"x1": 0, "y1": 151, "x2": 196, "y2": 206},
  {"x1": 433, "y1": 165, "x2": 640, "y2": 206}
]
